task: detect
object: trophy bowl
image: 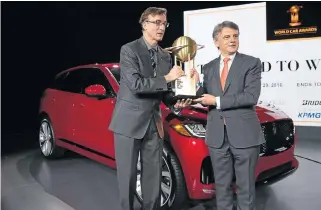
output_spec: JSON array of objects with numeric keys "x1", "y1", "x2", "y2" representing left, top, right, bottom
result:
[
  {"x1": 164, "y1": 36, "x2": 204, "y2": 64},
  {"x1": 172, "y1": 36, "x2": 197, "y2": 62}
]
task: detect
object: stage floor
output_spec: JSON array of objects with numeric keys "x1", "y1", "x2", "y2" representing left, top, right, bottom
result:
[{"x1": 2, "y1": 138, "x2": 321, "y2": 210}]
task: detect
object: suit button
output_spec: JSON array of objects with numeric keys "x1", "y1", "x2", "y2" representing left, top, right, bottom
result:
[{"x1": 220, "y1": 116, "x2": 223, "y2": 119}]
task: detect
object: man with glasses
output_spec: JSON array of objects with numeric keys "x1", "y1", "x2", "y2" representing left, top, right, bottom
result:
[
  {"x1": 109, "y1": 7, "x2": 193, "y2": 210},
  {"x1": 194, "y1": 21, "x2": 265, "y2": 210}
]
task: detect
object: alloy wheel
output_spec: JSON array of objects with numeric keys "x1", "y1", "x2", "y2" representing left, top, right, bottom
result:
[
  {"x1": 39, "y1": 120, "x2": 53, "y2": 156},
  {"x1": 136, "y1": 152, "x2": 173, "y2": 207}
]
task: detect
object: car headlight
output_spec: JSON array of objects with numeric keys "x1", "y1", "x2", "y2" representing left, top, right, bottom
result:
[{"x1": 171, "y1": 123, "x2": 206, "y2": 138}]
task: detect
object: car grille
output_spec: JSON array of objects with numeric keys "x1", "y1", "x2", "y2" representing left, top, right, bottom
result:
[
  {"x1": 200, "y1": 119, "x2": 295, "y2": 184},
  {"x1": 259, "y1": 119, "x2": 295, "y2": 157}
]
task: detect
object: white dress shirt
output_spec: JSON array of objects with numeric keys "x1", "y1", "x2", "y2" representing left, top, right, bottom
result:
[{"x1": 216, "y1": 53, "x2": 236, "y2": 109}]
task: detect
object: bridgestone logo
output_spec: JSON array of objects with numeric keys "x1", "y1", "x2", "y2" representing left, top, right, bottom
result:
[{"x1": 302, "y1": 100, "x2": 321, "y2": 106}]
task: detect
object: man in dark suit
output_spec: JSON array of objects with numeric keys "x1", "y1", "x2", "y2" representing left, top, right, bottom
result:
[
  {"x1": 109, "y1": 7, "x2": 192, "y2": 210},
  {"x1": 194, "y1": 21, "x2": 265, "y2": 210}
]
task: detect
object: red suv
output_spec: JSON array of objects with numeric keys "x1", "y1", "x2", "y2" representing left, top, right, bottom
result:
[{"x1": 39, "y1": 63, "x2": 299, "y2": 209}]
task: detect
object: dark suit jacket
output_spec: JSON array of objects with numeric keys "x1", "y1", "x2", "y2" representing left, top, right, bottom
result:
[
  {"x1": 197, "y1": 52, "x2": 265, "y2": 148},
  {"x1": 109, "y1": 37, "x2": 175, "y2": 139}
]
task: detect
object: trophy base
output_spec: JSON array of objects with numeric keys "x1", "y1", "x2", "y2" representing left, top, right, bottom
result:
[{"x1": 173, "y1": 94, "x2": 200, "y2": 100}]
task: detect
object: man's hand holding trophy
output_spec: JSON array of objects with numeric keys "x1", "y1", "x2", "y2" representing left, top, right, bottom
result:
[{"x1": 164, "y1": 36, "x2": 204, "y2": 109}]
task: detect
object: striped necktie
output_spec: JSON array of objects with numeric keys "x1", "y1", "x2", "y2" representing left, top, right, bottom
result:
[{"x1": 149, "y1": 48, "x2": 157, "y2": 77}]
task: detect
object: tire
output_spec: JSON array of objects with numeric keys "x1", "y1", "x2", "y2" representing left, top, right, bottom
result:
[
  {"x1": 135, "y1": 142, "x2": 188, "y2": 210},
  {"x1": 39, "y1": 116, "x2": 65, "y2": 159}
]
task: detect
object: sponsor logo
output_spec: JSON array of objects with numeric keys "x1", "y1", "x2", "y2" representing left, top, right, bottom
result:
[
  {"x1": 302, "y1": 100, "x2": 321, "y2": 106},
  {"x1": 297, "y1": 112, "x2": 321, "y2": 118}
]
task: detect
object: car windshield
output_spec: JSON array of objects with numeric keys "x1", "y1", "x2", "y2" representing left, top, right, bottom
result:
[{"x1": 109, "y1": 67, "x2": 120, "y2": 84}]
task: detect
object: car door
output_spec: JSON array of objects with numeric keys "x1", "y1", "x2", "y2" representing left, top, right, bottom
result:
[
  {"x1": 57, "y1": 69, "x2": 84, "y2": 143},
  {"x1": 72, "y1": 67, "x2": 116, "y2": 159},
  {"x1": 45, "y1": 72, "x2": 70, "y2": 140}
]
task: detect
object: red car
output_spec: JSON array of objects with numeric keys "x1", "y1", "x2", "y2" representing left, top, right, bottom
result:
[{"x1": 39, "y1": 63, "x2": 298, "y2": 209}]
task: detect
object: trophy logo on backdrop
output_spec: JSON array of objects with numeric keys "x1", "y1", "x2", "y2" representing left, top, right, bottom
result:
[
  {"x1": 164, "y1": 36, "x2": 204, "y2": 99},
  {"x1": 266, "y1": 2, "x2": 321, "y2": 41},
  {"x1": 287, "y1": 5, "x2": 303, "y2": 27}
]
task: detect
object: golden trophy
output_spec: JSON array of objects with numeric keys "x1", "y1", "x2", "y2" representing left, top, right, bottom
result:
[{"x1": 164, "y1": 36, "x2": 204, "y2": 99}]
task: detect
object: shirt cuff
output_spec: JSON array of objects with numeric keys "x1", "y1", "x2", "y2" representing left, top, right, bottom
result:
[
  {"x1": 216, "y1": 96, "x2": 221, "y2": 109},
  {"x1": 196, "y1": 82, "x2": 202, "y2": 91}
]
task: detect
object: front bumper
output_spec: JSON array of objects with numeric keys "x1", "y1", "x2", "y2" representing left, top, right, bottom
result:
[
  {"x1": 168, "y1": 118, "x2": 298, "y2": 200},
  {"x1": 256, "y1": 160, "x2": 298, "y2": 186},
  {"x1": 193, "y1": 147, "x2": 298, "y2": 200},
  {"x1": 169, "y1": 131, "x2": 299, "y2": 200}
]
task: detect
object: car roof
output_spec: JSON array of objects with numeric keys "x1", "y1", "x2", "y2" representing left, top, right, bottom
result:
[{"x1": 56, "y1": 63, "x2": 120, "y2": 78}]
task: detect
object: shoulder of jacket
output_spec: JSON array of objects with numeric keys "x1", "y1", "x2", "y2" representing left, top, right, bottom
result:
[
  {"x1": 121, "y1": 39, "x2": 140, "y2": 51},
  {"x1": 238, "y1": 52, "x2": 260, "y2": 62},
  {"x1": 203, "y1": 58, "x2": 219, "y2": 70}
]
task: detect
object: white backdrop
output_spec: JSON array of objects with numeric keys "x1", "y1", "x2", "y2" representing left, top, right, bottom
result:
[{"x1": 183, "y1": 2, "x2": 321, "y2": 127}]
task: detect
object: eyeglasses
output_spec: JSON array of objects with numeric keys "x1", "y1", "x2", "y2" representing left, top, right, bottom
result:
[{"x1": 146, "y1": 20, "x2": 170, "y2": 28}]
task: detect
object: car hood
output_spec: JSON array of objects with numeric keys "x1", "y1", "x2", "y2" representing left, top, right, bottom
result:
[{"x1": 178, "y1": 103, "x2": 290, "y2": 123}]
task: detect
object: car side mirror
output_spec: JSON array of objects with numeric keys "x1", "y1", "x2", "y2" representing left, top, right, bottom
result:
[{"x1": 85, "y1": 84, "x2": 107, "y2": 98}]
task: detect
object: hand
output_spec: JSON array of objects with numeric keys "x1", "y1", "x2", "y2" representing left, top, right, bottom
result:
[
  {"x1": 190, "y1": 68, "x2": 200, "y2": 84},
  {"x1": 165, "y1": 65, "x2": 185, "y2": 82},
  {"x1": 193, "y1": 94, "x2": 216, "y2": 105},
  {"x1": 174, "y1": 98, "x2": 193, "y2": 109}
]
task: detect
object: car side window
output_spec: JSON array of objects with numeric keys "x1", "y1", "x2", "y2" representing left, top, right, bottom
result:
[
  {"x1": 50, "y1": 72, "x2": 68, "y2": 90},
  {"x1": 78, "y1": 68, "x2": 115, "y2": 97},
  {"x1": 60, "y1": 70, "x2": 83, "y2": 93}
]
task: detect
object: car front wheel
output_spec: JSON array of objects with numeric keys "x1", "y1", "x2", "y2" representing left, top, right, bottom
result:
[
  {"x1": 39, "y1": 116, "x2": 65, "y2": 159},
  {"x1": 135, "y1": 143, "x2": 187, "y2": 210}
]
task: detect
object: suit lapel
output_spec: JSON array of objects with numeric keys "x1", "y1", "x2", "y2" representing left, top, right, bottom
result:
[
  {"x1": 223, "y1": 52, "x2": 244, "y2": 94},
  {"x1": 208, "y1": 58, "x2": 222, "y2": 95},
  {"x1": 213, "y1": 58, "x2": 223, "y2": 95},
  {"x1": 137, "y1": 37, "x2": 154, "y2": 77},
  {"x1": 157, "y1": 49, "x2": 170, "y2": 76},
  {"x1": 137, "y1": 37, "x2": 169, "y2": 77}
]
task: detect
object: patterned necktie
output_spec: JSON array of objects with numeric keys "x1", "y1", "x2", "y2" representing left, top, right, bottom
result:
[
  {"x1": 220, "y1": 57, "x2": 231, "y2": 91},
  {"x1": 149, "y1": 48, "x2": 157, "y2": 77}
]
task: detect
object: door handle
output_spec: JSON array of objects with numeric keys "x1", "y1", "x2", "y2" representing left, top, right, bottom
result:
[
  {"x1": 52, "y1": 98, "x2": 56, "y2": 102},
  {"x1": 80, "y1": 103, "x2": 85, "y2": 107}
]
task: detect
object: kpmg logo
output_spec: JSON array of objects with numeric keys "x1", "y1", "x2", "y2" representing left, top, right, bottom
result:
[
  {"x1": 298, "y1": 112, "x2": 321, "y2": 118},
  {"x1": 302, "y1": 100, "x2": 321, "y2": 106}
]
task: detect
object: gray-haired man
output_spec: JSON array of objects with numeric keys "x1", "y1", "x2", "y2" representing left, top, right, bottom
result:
[{"x1": 194, "y1": 21, "x2": 265, "y2": 210}]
